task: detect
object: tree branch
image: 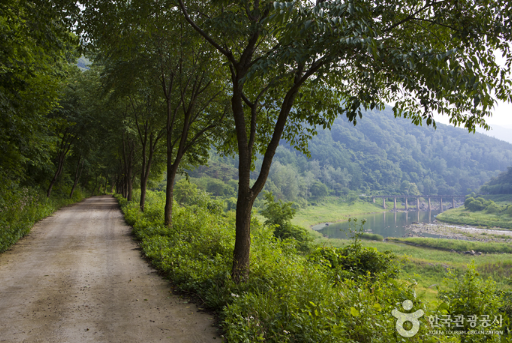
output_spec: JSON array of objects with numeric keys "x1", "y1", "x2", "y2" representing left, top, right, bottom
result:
[{"x1": 177, "y1": 0, "x2": 235, "y2": 64}]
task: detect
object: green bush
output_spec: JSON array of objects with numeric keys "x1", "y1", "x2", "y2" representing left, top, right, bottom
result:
[
  {"x1": 438, "y1": 262, "x2": 508, "y2": 342},
  {"x1": 464, "y1": 196, "x2": 499, "y2": 213},
  {"x1": 260, "y1": 192, "x2": 313, "y2": 253},
  {"x1": 307, "y1": 244, "x2": 399, "y2": 282}
]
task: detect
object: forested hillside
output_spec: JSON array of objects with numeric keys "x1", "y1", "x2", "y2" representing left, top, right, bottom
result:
[
  {"x1": 480, "y1": 167, "x2": 512, "y2": 194},
  {"x1": 189, "y1": 107, "x2": 512, "y2": 204}
]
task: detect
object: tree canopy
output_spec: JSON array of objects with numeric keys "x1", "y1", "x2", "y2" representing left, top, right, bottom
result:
[{"x1": 177, "y1": 0, "x2": 512, "y2": 280}]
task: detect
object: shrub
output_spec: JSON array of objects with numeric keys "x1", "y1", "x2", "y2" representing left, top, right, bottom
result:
[
  {"x1": 438, "y1": 262, "x2": 507, "y2": 342},
  {"x1": 260, "y1": 192, "x2": 313, "y2": 253},
  {"x1": 464, "y1": 196, "x2": 494, "y2": 212},
  {"x1": 307, "y1": 244, "x2": 399, "y2": 282},
  {"x1": 485, "y1": 202, "x2": 500, "y2": 213},
  {"x1": 359, "y1": 232, "x2": 384, "y2": 241}
]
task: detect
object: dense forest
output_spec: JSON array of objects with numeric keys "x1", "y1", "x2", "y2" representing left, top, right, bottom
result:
[
  {"x1": 188, "y1": 108, "x2": 512, "y2": 206},
  {"x1": 480, "y1": 167, "x2": 512, "y2": 195}
]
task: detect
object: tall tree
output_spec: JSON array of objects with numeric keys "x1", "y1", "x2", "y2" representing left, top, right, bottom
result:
[
  {"x1": 177, "y1": 0, "x2": 512, "y2": 281},
  {"x1": 0, "y1": 0, "x2": 79, "y2": 187},
  {"x1": 80, "y1": 0, "x2": 229, "y2": 224}
]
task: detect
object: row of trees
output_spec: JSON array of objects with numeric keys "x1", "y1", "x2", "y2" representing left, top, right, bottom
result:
[
  {"x1": 83, "y1": 0, "x2": 512, "y2": 282},
  {"x1": 2, "y1": 0, "x2": 511, "y2": 282}
]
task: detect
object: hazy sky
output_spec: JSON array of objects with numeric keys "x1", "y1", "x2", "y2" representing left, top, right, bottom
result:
[
  {"x1": 434, "y1": 101, "x2": 512, "y2": 129},
  {"x1": 435, "y1": 51, "x2": 511, "y2": 130}
]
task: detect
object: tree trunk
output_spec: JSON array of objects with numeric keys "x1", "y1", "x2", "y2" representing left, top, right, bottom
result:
[
  {"x1": 164, "y1": 146, "x2": 183, "y2": 226},
  {"x1": 164, "y1": 166, "x2": 178, "y2": 227},
  {"x1": 232, "y1": 184, "x2": 254, "y2": 283},
  {"x1": 122, "y1": 135, "x2": 135, "y2": 201},
  {"x1": 140, "y1": 143, "x2": 156, "y2": 211},
  {"x1": 229, "y1": 78, "x2": 300, "y2": 282},
  {"x1": 47, "y1": 133, "x2": 73, "y2": 198},
  {"x1": 111, "y1": 176, "x2": 115, "y2": 193},
  {"x1": 93, "y1": 175, "x2": 99, "y2": 195},
  {"x1": 69, "y1": 157, "x2": 84, "y2": 199},
  {"x1": 47, "y1": 153, "x2": 66, "y2": 198},
  {"x1": 103, "y1": 174, "x2": 108, "y2": 194}
]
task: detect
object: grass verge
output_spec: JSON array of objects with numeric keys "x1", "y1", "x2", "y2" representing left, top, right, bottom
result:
[
  {"x1": 0, "y1": 185, "x2": 88, "y2": 253},
  {"x1": 314, "y1": 236, "x2": 512, "y2": 303},
  {"x1": 115, "y1": 190, "x2": 478, "y2": 342}
]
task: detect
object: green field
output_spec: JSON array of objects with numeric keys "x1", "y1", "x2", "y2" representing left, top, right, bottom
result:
[
  {"x1": 386, "y1": 237, "x2": 512, "y2": 254},
  {"x1": 314, "y1": 236, "x2": 512, "y2": 303},
  {"x1": 291, "y1": 197, "x2": 386, "y2": 227},
  {"x1": 437, "y1": 195, "x2": 512, "y2": 230}
]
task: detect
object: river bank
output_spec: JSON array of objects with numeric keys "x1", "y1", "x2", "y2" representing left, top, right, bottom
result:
[
  {"x1": 291, "y1": 197, "x2": 387, "y2": 228},
  {"x1": 404, "y1": 222, "x2": 512, "y2": 243}
]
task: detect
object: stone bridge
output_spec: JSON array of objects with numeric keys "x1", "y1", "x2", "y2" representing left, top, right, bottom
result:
[{"x1": 368, "y1": 195, "x2": 466, "y2": 211}]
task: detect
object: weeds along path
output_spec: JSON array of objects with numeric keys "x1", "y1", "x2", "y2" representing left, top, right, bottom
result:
[{"x1": 0, "y1": 195, "x2": 218, "y2": 343}]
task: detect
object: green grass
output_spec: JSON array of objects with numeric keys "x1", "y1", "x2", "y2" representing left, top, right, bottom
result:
[
  {"x1": 359, "y1": 232, "x2": 384, "y2": 241},
  {"x1": 437, "y1": 203, "x2": 512, "y2": 230},
  {"x1": 314, "y1": 236, "x2": 512, "y2": 303},
  {"x1": 292, "y1": 196, "x2": 512, "y2": 303},
  {"x1": 387, "y1": 237, "x2": 512, "y2": 254},
  {"x1": 292, "y1": 197, "x2": 386, "y2": 228},
  {"x1": 0, "y1": 185, "x2": 88, "y2": 253}
]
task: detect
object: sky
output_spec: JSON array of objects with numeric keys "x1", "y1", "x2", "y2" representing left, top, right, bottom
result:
[
  {"x1": 434, "y1": 101, "x2": 512, "y2": 129},
  {"x1": 434, "y1": 51, "x2": 512, "y2": 131}
]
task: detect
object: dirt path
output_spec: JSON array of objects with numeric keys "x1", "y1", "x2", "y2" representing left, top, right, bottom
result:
[{"x1": 0, "y1": 196, "x2": 219, "y2": 343}]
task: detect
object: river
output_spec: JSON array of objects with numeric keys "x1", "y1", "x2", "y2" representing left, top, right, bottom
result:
[{"x1": 314, "y1": 210, "x2": 443, "y2": 239}]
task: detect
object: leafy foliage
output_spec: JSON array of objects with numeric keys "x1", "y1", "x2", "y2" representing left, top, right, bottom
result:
[
  {"x1": 260, "y1": 192, "x2": 313, "y2": 252},
  {"x1": 191, "y1": 107, "x2": 512, "y2": 208},
  {"x1": 438, "y1": 262, "x2": 507, "y2": 342},
  {"x1": 465, "y1": 197, "x2": 495, "y2": 212},
  {"x1": 481, "y1": 167, "x2": 512, "y2": 194},
  {"x1": 117, "y1": 190, "x2": 456, "y2": 342}
]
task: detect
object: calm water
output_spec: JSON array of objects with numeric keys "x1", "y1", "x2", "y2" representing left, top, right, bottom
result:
[{"x1": 316, "y1": 210, "x2": 443, "y2": 239}]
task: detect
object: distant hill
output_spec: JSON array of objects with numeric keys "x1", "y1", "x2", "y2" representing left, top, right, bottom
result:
[
  {"x1": 480, "y1": 167, "x2": 512, "y2": 194},
  {"x1": 191, "y1": 107, "x2": 512, "y2": 202}
]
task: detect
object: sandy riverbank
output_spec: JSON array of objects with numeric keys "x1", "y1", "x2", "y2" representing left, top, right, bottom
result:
[{"x1": 404, "y1": 222, "x2": 512, "y2": 243}]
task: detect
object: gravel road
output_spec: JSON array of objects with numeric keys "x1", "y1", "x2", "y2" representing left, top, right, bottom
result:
[{"x1": 0, "y1": 196, "x2": 219, "y2": 343}]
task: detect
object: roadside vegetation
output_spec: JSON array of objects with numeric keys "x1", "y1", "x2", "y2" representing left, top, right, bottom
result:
[
  {"x1": 0, "y1": 185, "x2": 88, "y2": 253},
  {"x1": 116, "y1": 190, "x2": 511, "y2": 341},
  {"x1": 3, "y1": 0, "x2": 512, "y2": 341}
]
